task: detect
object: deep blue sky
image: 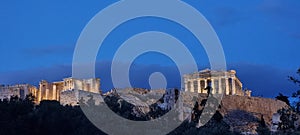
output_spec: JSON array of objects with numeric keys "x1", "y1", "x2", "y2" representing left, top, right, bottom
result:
[{"x1": 0, "y1": 0, "x2": 299, "y2": 97}]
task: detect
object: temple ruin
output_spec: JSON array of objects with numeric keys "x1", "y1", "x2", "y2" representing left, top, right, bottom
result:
[
  {"x1": 36, "y1": 78, "x2": 101, "y2": 103},
  {"x1": 183, "y1": 69, "x2": 251, "y2": 96},
  {"x1": 0, "y1": 84, "x2": 37, "y2": 100}
]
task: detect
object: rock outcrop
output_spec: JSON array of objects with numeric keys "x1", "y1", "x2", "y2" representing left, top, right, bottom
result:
[
  {"x1": 96, "y1": 90, "x2": 289, "y2": 134},
  {"x1": 201, "y1": 94, "x2": 288, "y2": 133},
  {"x1": 180, "y1": 92, "x2": 289, "y2": 133},
  {"x1": 220, "y1": 95, "x2": 288, "y2": 125}
]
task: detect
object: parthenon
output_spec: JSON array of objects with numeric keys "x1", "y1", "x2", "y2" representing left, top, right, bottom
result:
[{"x1": 184, "y1": 69, "x2": 251, "y2": 96}]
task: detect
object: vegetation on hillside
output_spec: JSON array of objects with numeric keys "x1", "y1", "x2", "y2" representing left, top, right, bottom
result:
[
  {"x1": 0, "y1": 94, "x2": 105, "y2": 135},
  {"x1": 273, "y1": 68, "x2": 300, "y2": 134},
  {"x1": 0, "y1": 93, "x2": 242, "y2": 135}
]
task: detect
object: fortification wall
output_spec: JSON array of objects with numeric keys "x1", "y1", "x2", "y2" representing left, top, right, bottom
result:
[{"x1": 60, "y1": 90, "x2": 104, "y2": 106}]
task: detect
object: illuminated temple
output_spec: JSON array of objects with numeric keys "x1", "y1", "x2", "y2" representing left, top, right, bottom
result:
[
  {"x1": 36, "y1": 78, "x2": 101, "y2": 103},
  {"x1": 183, "y1": 69, "x2": 251, "y2": 97}
]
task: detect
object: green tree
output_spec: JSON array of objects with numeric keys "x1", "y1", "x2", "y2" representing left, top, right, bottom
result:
[
  {"x1": 290, "y1": 68, "x2": 300, "y2": 113},
  {"x1": 276, "y1": 93, "x2": 291, "y2": 106},
  {"x1": 256, "y1": 115, "x2": 271, "y2": 135}
]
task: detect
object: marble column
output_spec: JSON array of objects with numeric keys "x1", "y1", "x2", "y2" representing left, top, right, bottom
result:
[
  {"x1": 218, "y1": 78, "x2": 222, "y2": 94},
  {"x1": 68, "y1": 81, "x2": 71, "y2": 90},
  {"x1": 190, "y1": 80, "x2": 194, "y2": 92},
  {"x1": 203, "y1": 79, "x2": 207, "y2": 93},
  {"x1": 225, "y1": 78, "x2": 230, "y2": 95},
  {"x1": 184, "y1": 80, "x2": 188, "y2": 92},
  {"x1": 53, "y1": 85, "x2": 56, "y2": 100},
  {"x1": 198, "y1": 79, "x2": 201, "y2": 93},
  {"x1": 211, "y1": 79, "x2": 215, "y2": 94},
  {"x1": 38, "y1": 89, "x2": 42, "y2": 103},
  {"x1": 57, "y1": 89, "x2": 60, "y2": 101},
  {"x1": 232, "y1": 78, "x2": 236, "y2": 95},
  {"x1": 45, "y1": 89, "x2": 49, "y2": 100}
]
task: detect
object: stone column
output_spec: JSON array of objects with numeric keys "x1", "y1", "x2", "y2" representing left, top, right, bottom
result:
[
  {"x1": 202, "y1": 79, "x2": 207, "y2": 93},
  {"x1": 68, "y1": 81, "x2": 70, "y2": 90},
  {"x1": 184, "y1": 80, "x2": 188, "y2": 92},
  {"x1": 225, "y1": 78, "x2": 230, "y2": 95},
  {"x1": 232, "y1": 78, "x2": 236, "y2": 95},
  {"x1": 218, "y1": 78, "x2": 222, "y2": 94},
  {"x1": 57, "y1": 86, "x2": 59, "y2": 99},
  {"x1": 53, "y1": 85, "x2": 56, "y2": 100},
  {"x1": 211, "y1": 79, "x2": 215, "y2": 94},
  {"x1": 38, "y1": 89, "x2": 42, "y2": 103},
  {"x1": 198, "y1": 79, "x2": 201, "y2": 93},
  {"x1": 71, "y1": 80, "x2": 74, "y2": 89},
  {"x1": 69, "y1": 81, "x2": 71, "y2": 90},
  {"x1": 190, "y1": 80, "x2": 194, "y2": 92},
  {"x1": 45, "y1": 89, "x2": 49, "y2": 100}
]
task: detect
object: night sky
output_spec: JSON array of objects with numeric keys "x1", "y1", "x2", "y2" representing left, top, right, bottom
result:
[{"x1": 0, "y1": 0, "x2": 299, "y2": 98}]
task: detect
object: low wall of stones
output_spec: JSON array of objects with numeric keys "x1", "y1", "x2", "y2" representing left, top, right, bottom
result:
[{"x1": 60, "y1": 90, "x2": 103, "y2": 106}]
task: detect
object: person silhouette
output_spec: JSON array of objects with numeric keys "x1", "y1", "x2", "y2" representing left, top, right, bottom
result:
[{"x1": 204, "y1": 85, "x2": 212, "y2": 97}]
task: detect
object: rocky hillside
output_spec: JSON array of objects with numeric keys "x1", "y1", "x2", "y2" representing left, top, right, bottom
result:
[
  {"x1": 101, "y1": 89, "x2": 289, "y2": 134},
  {"x1": 220, "y1": 95, "x2": 288, "y2": 124},
  {"x1": 182, "y1": 92, "x2": 289, "y2": 134},
  {"x1": 220, "y1": 95, "x2": 288, "y2": 133}
]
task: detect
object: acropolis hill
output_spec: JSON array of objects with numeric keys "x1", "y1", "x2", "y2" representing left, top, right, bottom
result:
[{"x1": 0, "y1": 69, "x2": 290, "y2": 133}]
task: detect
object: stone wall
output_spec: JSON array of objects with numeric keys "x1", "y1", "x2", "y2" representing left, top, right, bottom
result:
[
  {"x1": 59, "y1": 90, "x2": 78, "y2": 106},
  {"x1": 60, "y1": 89, "x2": 104, "y2": 106},
  {"x1": 0, "y1": 84, "x2": 37, "y2": 100}
]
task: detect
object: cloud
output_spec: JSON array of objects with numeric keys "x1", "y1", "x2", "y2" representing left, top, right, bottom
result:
[
  {"x1": 0, "y1": 64, "x2": 71, "y2": 86},
  {"x1": 22, "y1": 44, "x2": 75, "y2": 57},
  {"x1": 257, "y1": 0, "x2": 300, "y2": 39},
  {"x1": 258, "y1": 0, "x2": 299, "y2": 17},
  {"x1": 290, "y1": 33, "x2": 300, "y2": 39},
  {"x1": 212, "y1": 7, "x2": 244, "y2": 27},
  {"x1": 95, "y1": 61, "x2": 186, "y2": 91},
  {"x1": 230, "y1": 63, "x2": 298, "y2": 97}
]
